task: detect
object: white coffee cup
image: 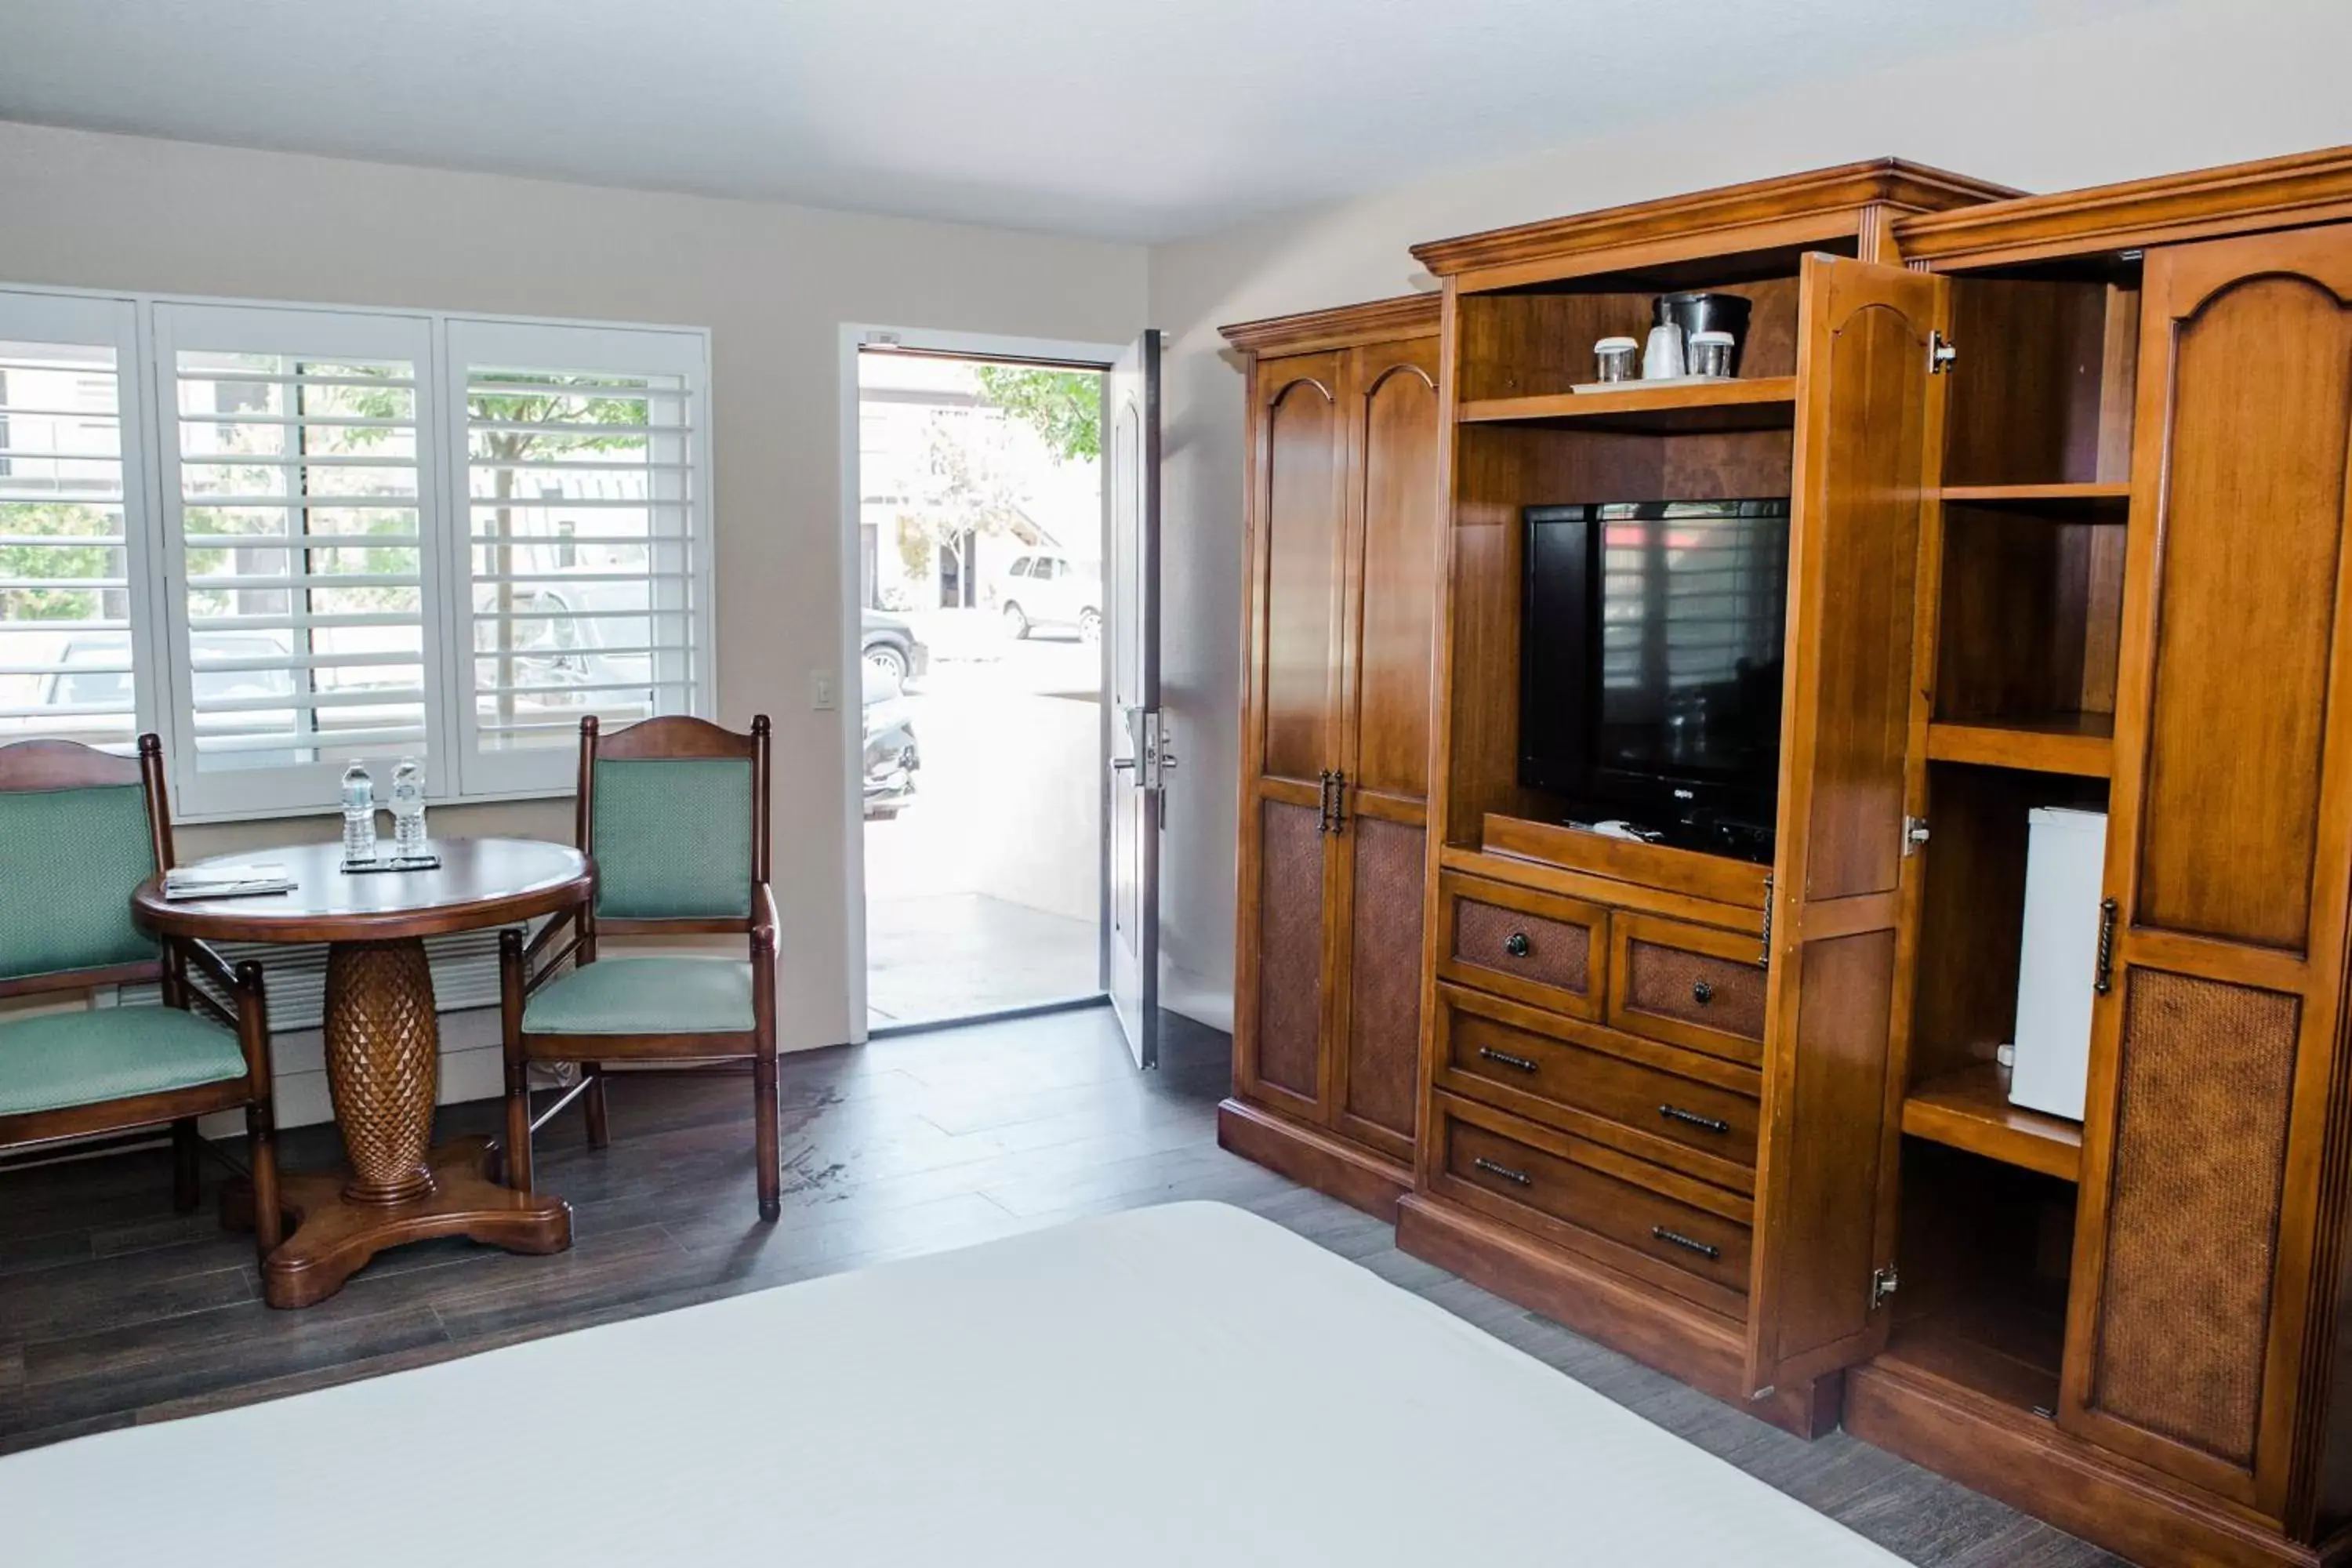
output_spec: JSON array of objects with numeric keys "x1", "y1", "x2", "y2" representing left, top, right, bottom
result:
[{"x1": 1642, "y1": 322, "x2": 1686, "y2": 379}]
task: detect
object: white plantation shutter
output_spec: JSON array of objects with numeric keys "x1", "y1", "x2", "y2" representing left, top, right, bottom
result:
[
  {"x1": 0, "y1": 291, "x2": 160, "y2": 753},
  {"x1": 0, "y1": 286, "x2": 712, "y2": 815},
  {"x1": 443, "y1": 318, "x2": 710, "y2": 796},
  {"x1": 150, "y1": 303, "x2": 444, "y2": 815}
]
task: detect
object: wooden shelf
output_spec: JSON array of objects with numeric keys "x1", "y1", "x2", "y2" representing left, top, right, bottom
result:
[
  {"x1": 1926, "y1": 712, "x2": 2114, "y2": 778},
  {"x1": 1881, "y1": 1292, "x2": 2067, "y2": 1418},
  {"x1": 1941, "y1": 482, "x2": 2131, "y2": 521},
  {"x1": 1903, "y1": 1062, "x2": 2083, "y2": 1182},
  {"x1": 1459, "y1": 376, "x2": 1797, "y2": 434}
]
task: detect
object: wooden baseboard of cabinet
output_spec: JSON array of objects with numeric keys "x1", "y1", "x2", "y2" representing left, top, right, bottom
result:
[
  {"x1": 1394, "y1": 1191, "x2": 1838, "y2": 1439},
  {"x1": 1844, "y1": 1356, "x2": 2333, "y2": 1568},
  {"x1": 1217, "y1": 1098, "x2": 1412, "y2": 1223}
]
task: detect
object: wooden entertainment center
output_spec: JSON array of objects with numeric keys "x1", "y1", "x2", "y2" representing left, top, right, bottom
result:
[{"x1": 1220, "y1": 147, "x2": 2352, "y2": 1567}]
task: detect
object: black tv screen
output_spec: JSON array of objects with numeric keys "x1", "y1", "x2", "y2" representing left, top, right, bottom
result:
[{"x1": 1519, "y1": 499, "x2": 1791, "y2": 852}]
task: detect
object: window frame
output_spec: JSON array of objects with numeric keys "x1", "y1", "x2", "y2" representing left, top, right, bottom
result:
[
  {"x1": 439, "y1": 315, "x2": 715, "y2": 800},
  {"x1": 0, "y1": 289, "x2": 166, "y2": 758},
  {"x1": 150, "y1": 299, "x2": 446, "y2": 818},
  {"x1": 0, "y1": 282, "x2": 716, "y2": 821}
]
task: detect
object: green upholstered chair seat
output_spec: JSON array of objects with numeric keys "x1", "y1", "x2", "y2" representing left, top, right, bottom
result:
[
  {"x1": 0, "y1": 1006, "x2": 247, "y2": 1118},
  {"x1": 521, "y1": 956, "x2": 757, "y2": 1036}
]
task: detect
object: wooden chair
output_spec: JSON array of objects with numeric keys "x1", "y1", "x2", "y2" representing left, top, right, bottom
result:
[
  {"x1": 501, "y1": 714, "x2": 781, "y2": 1219},
  {"x1": 0, "y1": 734, "x2": 282, "y2": 1259}
]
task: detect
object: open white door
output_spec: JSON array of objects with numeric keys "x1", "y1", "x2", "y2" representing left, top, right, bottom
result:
[{"x1": 1106, "y1": 330, "x2": 1162, "y2": 1067}]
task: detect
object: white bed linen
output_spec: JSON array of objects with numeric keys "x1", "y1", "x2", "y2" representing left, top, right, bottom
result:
[{"x1": 2, "y1": 1200, "x2": 1900, "y2": 1566}]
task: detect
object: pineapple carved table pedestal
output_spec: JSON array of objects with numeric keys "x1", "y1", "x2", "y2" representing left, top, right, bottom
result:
[{"x1": 133, "y1": 837, "x2": 593, "y2": 1308}]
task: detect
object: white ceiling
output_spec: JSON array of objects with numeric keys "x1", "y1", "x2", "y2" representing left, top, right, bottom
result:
[{"x1": 0, "y1": 0, "x2": 2156, "y2": 245}]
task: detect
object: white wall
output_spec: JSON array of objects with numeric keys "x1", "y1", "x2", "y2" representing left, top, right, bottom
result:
[
  {"x1": 0, "y1": 120, "x2": 1147, "y2": 1056},
  {"x1": 1145, "y1": 0, "x2": 2352, "y2": 1026}
]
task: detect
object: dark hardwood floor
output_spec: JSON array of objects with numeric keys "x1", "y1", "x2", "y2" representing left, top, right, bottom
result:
[{"x1": 0, "y1": 1005, "x2": 2114, "y2": 1566}]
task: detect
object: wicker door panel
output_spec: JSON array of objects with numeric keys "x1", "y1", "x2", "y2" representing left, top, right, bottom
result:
[
  {"x1": 2086, "y1": 969, "x2": 2299, "y2": 1469},
  {"x1": 1251, "y1": 797, "x2": 1329, "y2": 1105},
  {"x1": 1339, "y1": 815, "x2": 1424, "y2": 1149}
]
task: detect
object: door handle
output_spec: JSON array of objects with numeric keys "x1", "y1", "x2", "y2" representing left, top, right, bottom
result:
[
  {"x1": 1329, "y1": 769, "x2": 1347, "y2": 834},
  {"x1": 2095, "y1": 897, "x2": 2118, "y2": 995},
  {"x1": 1316, "y1": 769, "x2": 1333, "y2": 833}
]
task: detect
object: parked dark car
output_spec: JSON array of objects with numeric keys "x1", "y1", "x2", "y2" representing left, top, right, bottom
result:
[
  {"x1": 860, "y1": 608, "x2": 930, "y2": 682},
  {"x1": 862, "y1": 662, "x2": 920, "y2": 818}
]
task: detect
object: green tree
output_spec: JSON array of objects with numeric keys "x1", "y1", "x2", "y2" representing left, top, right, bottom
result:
[
  {"x1": 898, "y1": 408, "x2": 1027, "y2": 603},
  {"x1": 973, "y1": 365, "x2": 1100, "y2": 463},
  {"x1": 0, "y1": 501, "x2": 120, "y2": 621},
  {"x1": 350, "y1": 372, "x2": 648, "y2": 726}
]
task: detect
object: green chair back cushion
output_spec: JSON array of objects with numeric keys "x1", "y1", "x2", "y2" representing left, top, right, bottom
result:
[
  {"x1": 0, "y1": 783, "x2": 158, "y2": 984},
  {"x1": 591, "y1": 756, "x2": 753, "y2": 920},
  {"x1": 0, "y1": 1005, "x2": 245, "y2": 1117}
]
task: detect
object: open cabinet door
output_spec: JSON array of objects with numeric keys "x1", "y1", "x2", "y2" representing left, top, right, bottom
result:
[
  {"x1": 1106, "y1": 330, "x2": 1163, "y2": 1068},
  {"x1": 1744, "y1": 254, "x2": 1949, "y2": 1398}
]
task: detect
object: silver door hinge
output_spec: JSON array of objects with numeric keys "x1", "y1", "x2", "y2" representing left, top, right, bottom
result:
[
  {"x1": 1928, "y1": 331, "x2": 1957, "y2": 374},
  {"x1": 1871, "y1": 1265, "x2": 1900, "y2": 1310},
  {"x1": 1904, "y1": 816, "x2": 1931, "y2": 856}
]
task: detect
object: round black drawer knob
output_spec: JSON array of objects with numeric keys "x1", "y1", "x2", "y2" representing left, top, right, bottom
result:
[
  {"x1": 1504, "y1": 931, "x2": 1531, "y2": 958},
  {"x1": 1692, "y1": 980, "x2": 1714, "y2": 1004}
]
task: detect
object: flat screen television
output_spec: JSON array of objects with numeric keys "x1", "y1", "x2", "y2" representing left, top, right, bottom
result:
[{"x1": 1519, "y1": 499, "x2": 1791, "y2": 861}]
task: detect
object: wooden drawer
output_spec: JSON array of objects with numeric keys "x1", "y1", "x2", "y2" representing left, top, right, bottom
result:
[
  {"x1": 1607, "y1": 912, "x2": 1769, "y2": 1065},
  {"x1": 1436, "y1": 873, "x2": 1606, "y2": 1019},
  {"x1": 1429, "y1": 1094, "x2": 1752, "y2": 1314},
  {"x1": 1434, "y1": 985, "x2": 1759, "y2": 1189}
]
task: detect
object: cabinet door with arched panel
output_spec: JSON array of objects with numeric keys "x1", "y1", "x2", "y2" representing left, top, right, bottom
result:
[
  {"x1": 1330, "y1": 336, "x2": 1443, "y2": 1159},
  {"x1": 2060, "y1": 228, "x2": 2352, "y2": 1523},
  {"x1": 1235, "y1": 350, "x2": 1348, "y2": 1120}
]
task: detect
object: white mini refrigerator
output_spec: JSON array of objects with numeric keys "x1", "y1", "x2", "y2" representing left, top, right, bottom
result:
[{"x1": 2009, "y1": 806, "x2": 2108, "y2": 1122}]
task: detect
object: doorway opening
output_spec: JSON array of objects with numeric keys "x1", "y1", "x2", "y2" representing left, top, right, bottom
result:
[{"x1": 850, "y1": 336, "x2": 1113, "y2": 1033}]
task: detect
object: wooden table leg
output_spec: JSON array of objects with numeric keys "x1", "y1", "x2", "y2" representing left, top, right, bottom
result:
[{"x1": 261, "y1": 936, "x2": 571, "y2": 1309}]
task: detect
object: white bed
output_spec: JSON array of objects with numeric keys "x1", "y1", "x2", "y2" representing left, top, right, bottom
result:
[{"x1": 2, "y1": 1201, "x2": 1899, "y2": 1565}]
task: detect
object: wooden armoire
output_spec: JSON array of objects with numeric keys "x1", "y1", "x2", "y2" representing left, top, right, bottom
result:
[
  {"x1": 1218, "y1": 295, "x2": 1443, "y2": 1219},
  {"x1": 1217, "y1": 148, "x2": 2352, "y2": 1567}
]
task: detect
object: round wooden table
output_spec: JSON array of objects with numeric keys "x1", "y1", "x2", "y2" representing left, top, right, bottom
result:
[{"x1": 133, "y1": 837, "x2": 593, "y2": 1308}]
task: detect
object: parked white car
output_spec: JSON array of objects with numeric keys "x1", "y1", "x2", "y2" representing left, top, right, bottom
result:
[{"x1": 995, "y1": 553, "x2": 1101, "y2": 642}]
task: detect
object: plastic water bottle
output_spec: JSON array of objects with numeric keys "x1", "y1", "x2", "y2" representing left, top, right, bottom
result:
[
  {"x1": 340, "y1": 761, "x2": 377, "y2": 864},
  {"x1": 390, "y1": 757, "x2": 427, "y2": 860}
]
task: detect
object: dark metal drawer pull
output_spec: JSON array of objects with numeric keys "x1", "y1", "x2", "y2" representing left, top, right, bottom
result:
[
  {"x1": 1478, "y1": 1046, "x2": 1540, "y2": 1074},
  {"x1": 1651, "y1": 1225, "x2": 1720, "y2": 1261},
  {"x1": 1472, "y1": 1155, "x2": 1532, "y2": 1187},
  {"x1": 1691, "y1": 979, "x2": 1714, "y2": 1004},
  {"x1": 1658, "y1": 1104, "x2": 1731, "y2": 1135},
  {"x1": 2094, "y1": 896, "x2": 2118, "y2": 995},
  {"x1": 1503, "y1": 930, "x2": 1531, "y2": 958}
]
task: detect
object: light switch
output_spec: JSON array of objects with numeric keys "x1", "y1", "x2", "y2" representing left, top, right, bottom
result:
[{"x1": 811, "y1": 670, "x2": 837, "y2": 711}]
